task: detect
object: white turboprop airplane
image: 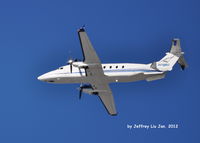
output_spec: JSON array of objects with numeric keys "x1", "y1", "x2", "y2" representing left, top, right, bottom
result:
[{"x1": 38, "y1": 27, "x2": 188, "y2": 116}]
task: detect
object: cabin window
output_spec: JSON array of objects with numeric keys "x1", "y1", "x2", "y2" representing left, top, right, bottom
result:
[
  {"x1": 110, "y1": 66, "x2": 112, "y2": 69},
  {"x1": 103, "y1": 66, "x2": 106, "y2": 69},
  {"x1": 116, "y1": 66, "x2": 118, "y2": 68},
  {"x1": 122, "y1": 65, "x2": 124, "y2": 68}
]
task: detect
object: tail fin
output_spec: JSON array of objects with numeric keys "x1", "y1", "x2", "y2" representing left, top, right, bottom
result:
[{"x1": 151, "y1": 39, "x2": 188, "y2": 71}]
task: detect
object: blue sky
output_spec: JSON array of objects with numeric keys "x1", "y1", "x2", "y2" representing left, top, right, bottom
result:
[{"x1": 0, "y1": 0, "x2": 199, "y2": 142}]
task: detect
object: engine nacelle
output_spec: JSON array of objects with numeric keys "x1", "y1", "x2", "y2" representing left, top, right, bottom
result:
[
  {"x1": 72, "y1": 62, "x2": 88, "y2": 68},
  {"x1": 82, "y1": 88, "x2": 98, "y2": 95}
]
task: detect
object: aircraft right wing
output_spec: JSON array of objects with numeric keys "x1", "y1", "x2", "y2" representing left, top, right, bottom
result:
[{"x1": 78, "y1": 28, "x2": 101, "y2": 64}]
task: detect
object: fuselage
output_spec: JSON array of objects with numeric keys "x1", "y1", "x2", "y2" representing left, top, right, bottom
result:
[{"x1": 37, "y1": 63, "x2": 163, "y2": 83}]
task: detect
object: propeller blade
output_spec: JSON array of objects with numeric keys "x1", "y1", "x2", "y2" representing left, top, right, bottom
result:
[
  {"x1": 79, "y1": 83, "x2": 83, "y2": 99},
  {"x1": 70, "y1": 64, "x2": 72, "y2": 73},
  {"x1": 79, "y1": 88, "x2": 82, "y2": 99},
  {"x1": 78, "y1": 68, "x2": 82, "y2": 76},
  {"x1": 67, "y1": 59, "x2": 73, "y2": 73}
]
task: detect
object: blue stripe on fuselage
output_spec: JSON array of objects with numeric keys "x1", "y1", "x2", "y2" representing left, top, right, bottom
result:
[{"x1": 57, "y1": 69, "x2": 157, "y2": 75}]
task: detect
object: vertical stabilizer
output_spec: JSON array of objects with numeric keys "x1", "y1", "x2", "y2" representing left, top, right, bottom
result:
[{"x1": 151, "y1": 39, "x2": 188, "y2": 71}]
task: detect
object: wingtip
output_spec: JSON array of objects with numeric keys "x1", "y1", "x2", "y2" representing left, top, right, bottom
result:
[
  {"x1": 77, "y1": 25, "x2": 86, "y2": 32},
  {"x1": 109, "y1": 113, "x2": 118, "y2": 116}
]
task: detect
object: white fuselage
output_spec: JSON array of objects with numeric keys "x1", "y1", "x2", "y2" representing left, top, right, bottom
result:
[{"x1": 38, "y1": 63, "x2": 164, "y2": 84}]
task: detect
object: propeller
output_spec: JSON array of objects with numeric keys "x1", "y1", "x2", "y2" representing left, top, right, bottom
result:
[
  {"x1": 77, "y1": 84, "x2": 92, "y2": 100},
  {"x1": 79, "y1": 88, "x2": 83, "y2": 99},
  {"x1": 67, "y1": 59, "x2": 73, "y2": 73},
  {"x1": 78, "y1": 84, "x2": 83, "y2": 100},
  {"x1": 67, "y1": 50, "x2": 79, "y2": 73},
  {"x1": 67, "y1": 57, "x2": 83, "y2": 74},
  {"x1": 78, "y1": 67, "x2": 83, "y2": 76},
  {"x1": 67, "y1": 47, "x2": 85, "y2": 74}
]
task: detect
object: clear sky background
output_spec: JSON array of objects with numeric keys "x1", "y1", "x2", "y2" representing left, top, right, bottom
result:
[{"x1": 0, "y1": 0, "x2": 199, "y2": 142}]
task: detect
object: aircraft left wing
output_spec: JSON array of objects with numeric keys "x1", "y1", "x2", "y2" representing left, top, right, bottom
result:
[
  {"x1": 97, "y1": 86, "x2": 117, "y2": 116},
  {"x1": 89, "y1": 80, "x2": 117, "y2": 116},
  {"x1": 77, "y1": 27, "x2": 117, "y2": 115}
]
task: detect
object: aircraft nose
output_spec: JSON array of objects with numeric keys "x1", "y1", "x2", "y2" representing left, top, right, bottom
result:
[
  {"x1": 37, "y1": 75, "x2": 45, "y2": 81},
  {"x1": 37, "y1": 72, "x2": 56, "y2": 83}
]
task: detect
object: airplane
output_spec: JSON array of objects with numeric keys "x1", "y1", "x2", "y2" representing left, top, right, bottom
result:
[{"x1": 37, "y1": 27, "x2": 188, "y2": 116}]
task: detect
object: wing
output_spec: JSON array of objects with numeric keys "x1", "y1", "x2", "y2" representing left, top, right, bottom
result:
[
  {"x1": 96, "y1": 84, "x2": 117, "y2": 116},
  {"x1": 88, "y1": 78, "x2": 117, "y2": 115},
  {"x1": 77, "y1": 27, "x2": 117, "y2": 115},
  {"x1": 78, "y1": 28, "x2": 101, "y2": 64},
  {"x1": 78, "y1": 27, "x2": 105, "y2": 78},
  {"x1": 85, "y1": 66, "x2": 117, "y2": 115}
]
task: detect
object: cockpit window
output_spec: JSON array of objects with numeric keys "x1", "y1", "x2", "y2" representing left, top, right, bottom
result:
[{"x1": 59, "y1": 67, "x2": 63, "y2": 70}]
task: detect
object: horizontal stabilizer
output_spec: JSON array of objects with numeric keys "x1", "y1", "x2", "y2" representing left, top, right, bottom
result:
[
  {"x1": 170, "y1": 39, "x2": 188, "y2": 70},
  {"x1": 146, "y1": 73, "x2": 166, "y2": 81},
  {"x1": 178, "y1": 55, "x2": 188, "y2": 70}
]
